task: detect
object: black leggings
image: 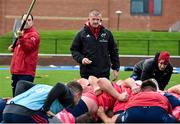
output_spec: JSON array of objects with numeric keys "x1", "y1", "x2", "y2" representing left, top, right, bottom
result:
[{"x1": 11, "y1": 74, "x2": 34, "y2": 97}]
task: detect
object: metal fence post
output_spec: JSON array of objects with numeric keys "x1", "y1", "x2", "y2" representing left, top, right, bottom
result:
[
  {"x1": 178, "y1": 40, "x2": 180, "y2": 56},
  {"x1": 147, "y1": 40, "x2": 150, "y2": 55},
  {"x1": 117, "y1": 39, "x2": 120, "y2": 50},
  {"x1": 55, "y1": 39, "x2": 57, "y2": 54}
]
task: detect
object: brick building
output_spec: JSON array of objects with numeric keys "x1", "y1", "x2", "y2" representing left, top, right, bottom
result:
[{"x1": 0, "y1": 0, "x2": 180, "y2": 35}]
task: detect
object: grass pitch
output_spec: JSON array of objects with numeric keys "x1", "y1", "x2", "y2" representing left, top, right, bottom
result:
[{"x1": 1, "y1": 70, "x2": 179, "y2": 97}]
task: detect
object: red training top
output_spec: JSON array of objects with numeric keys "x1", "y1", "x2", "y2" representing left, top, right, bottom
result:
[{"x1": 10, "y1": 27, "x2": 40, "y2": 77}]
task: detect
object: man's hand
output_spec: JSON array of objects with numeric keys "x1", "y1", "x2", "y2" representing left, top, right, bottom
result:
[
  {"x1": 97, "y1": 106, "x2": 105, "y2": 117},
  {"x1": 82, "y1": 58, "x2": 92, "y2": 65},
  {"x1": 131, "y1": 85, "x2": 140, "y2": 94},
  {"x1": 112, "y1": 70, "x2": 119, "y2": 81},
  {"x1": 8, "y1": 45, "x2": 14, "y2": 53},
  {"x1": 117, "y1": 91, "x2": 128, "y2": 101},
  {"x1": 14, "y1": 30, "x2": 24, "y2": 38},
  {"x1": 46, "y1": 110, "x2": 56, "y2": 118}
]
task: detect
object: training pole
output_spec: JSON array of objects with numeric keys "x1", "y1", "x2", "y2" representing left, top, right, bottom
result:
[{"x1": 12, "y1": 0, "x2": 37, "y2": 49}]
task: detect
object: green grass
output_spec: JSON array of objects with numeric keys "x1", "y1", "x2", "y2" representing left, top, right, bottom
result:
[
  {"x1": 0, "y1": 30, "x2": 180, "y2": 55},
  {"x1": 1, "y1": 69, "x2": 180, "y2": 97}
]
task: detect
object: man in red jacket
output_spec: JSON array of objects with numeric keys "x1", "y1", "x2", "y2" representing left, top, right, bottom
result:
[{"x1": 8, "y1": 14, "x2": 40, "y2": 97}]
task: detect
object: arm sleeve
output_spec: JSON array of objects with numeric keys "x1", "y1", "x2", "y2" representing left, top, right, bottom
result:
[
  {"x1": 160, "y1": 67, "x2": 173, "y2": 90},
  {"x1": 70, "y1": 32, "x2": 84, "y2": 64},
  {"x1": 108, "y1": 31, "x2": 120, "y2": 71},
  {"x1": 163, "y1": 66, "x2": 173, "y2": 84},
  {"x1": 43, "y1": 83, "x2": 67, "y2": 112},
  {"x1": 140, "y1": 62, "x2": 153, "y2": 81},
  {"x1": 19, "y1": 32, "x2": 40, "y2": 54}
]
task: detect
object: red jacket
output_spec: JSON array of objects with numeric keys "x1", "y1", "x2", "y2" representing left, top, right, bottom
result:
[{"x1": 10, "y1": 27, "x2": 40, "y2": 77}]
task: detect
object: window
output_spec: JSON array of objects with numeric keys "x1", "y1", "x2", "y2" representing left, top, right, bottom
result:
[
  {"x1": 131, "y1": 0, "x2": 162, "y2": 16},
  {"x1": 153, "y1": 0, "x2": 162, "y2": 16}
]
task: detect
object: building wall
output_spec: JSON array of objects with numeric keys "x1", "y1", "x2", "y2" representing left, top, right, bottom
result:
[
  {"x1": 0, "y1": 0, "x2": 6, "y2": 34},
  {"x1": 0, "y1": 0, "x2": 180, "y2": 35}
]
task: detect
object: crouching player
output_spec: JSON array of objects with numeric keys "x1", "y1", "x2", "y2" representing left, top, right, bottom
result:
[{"x1": 2, "y1": 80, "x2": 82, "y2": 123}]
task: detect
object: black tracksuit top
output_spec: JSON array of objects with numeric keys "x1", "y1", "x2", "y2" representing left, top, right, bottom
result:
[
  {"x1": 133, "y1": 58, "x2": 173, "y2": 90},
  {"x1": 70, "y1": 26, "x2": 120, "y2": 78}
]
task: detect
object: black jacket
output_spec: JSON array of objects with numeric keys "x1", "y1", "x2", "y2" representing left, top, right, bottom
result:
[
  {"x1": 70, "y1": 26, "x2": 120, "y2": 78},
  {"x1": 133, "y1": 54, "x2": 173, "y2": 90}
]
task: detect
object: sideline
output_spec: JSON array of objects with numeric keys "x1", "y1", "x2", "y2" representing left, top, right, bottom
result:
[
  {"x1": 1, "y1": 53, "x2": 180, "y2": 58},
  {"x1": 0, "y1": 65, "x2": 180, "y2": 74}
]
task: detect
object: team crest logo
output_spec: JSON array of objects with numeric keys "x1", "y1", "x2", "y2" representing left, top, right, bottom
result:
[
  {"x1": 101, "y1": 33, "x2": 106, "y2": 38},
  {"x1": 86, "y1": 34, "x2": 90, "y2": 38}
]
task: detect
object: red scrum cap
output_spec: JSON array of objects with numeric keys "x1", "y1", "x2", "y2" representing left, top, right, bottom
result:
[{"x1": 158, "y1": 51, "x2": 170, "y2": 65}]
